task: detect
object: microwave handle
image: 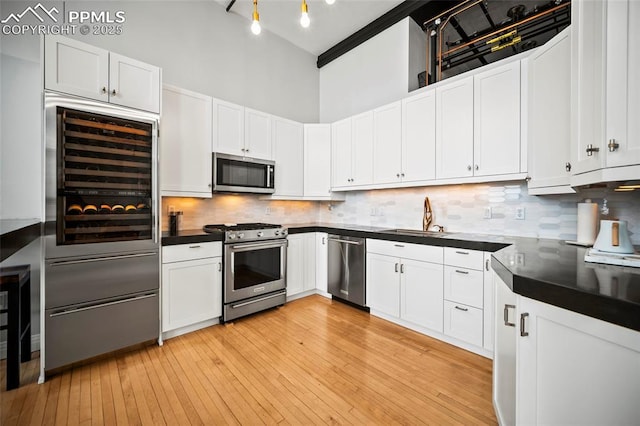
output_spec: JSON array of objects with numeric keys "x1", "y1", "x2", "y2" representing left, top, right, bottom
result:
[{"x1": 267, "y1": 166, "x2": 273, "y2": 188}]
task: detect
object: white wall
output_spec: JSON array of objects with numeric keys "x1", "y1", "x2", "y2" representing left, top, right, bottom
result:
[{"x1": 319, "y1": 17, "x2": 425, "y2": 122}]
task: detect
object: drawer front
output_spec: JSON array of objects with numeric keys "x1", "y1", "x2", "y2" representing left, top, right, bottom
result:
[
  {"x1": 45, "y1": 291, "x2": 159, "y2": 371},
  {"x1": 162, "y1": 241, "x2": 222, "y2": 263},
  {"x1": 443, "y1": 300, "x2": 483, "y2": 347},
  {"x1": 367, "y1": 239, "x2": 442, "y2": 264},
  {"x1": 444, "y1": 265, "x2": 484, "y2": 308},
  {"x1": 444, "y1": 247, "x2": 484, "y2": 270}
]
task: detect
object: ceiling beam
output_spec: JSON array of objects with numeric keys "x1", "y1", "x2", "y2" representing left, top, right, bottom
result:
[
  {"x1": 226, "y1": 0, "x2": 236, "y2": 13},
  {"x1": 316, "y1": 0, "x2": 429, "y2": 69}
]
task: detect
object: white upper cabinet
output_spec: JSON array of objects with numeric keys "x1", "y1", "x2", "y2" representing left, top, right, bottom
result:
[
  {"x1": 304, "y1": 124, "x2": 331, "y2": 197},
  {"x1": 244, "y1": 108, "x2": 272, "y2": 160},
  {"x1": 473, "y1": 61, "x2": 521, "y2": 177},
  {"x1": 436, "y1": 76, "x2": 474, "y2": 179},
  {"x1": 373, "y1": 101, "x2": 402, "y2": 184},
  {"x1": 605, "y1": 0, "x2": 640, "y2": 169},
  {"x1": 331, "y1": 117, "x2": 353, "y2": 188},
  {"x1": 272, "y1": 117, "x2": 304, "y2": 197},
  {"x1": 527, "y1": 29, "x2": 573, "y2": 194},
  {"x1": 402, "y1": 89, "x2": 436, "y2": 182},
  {"x1": 351, "y1": 110, "x2": 375, "y2": 185},
  {"x1": 45, "y1": 35, "x2": 160, "y2": 113},
  {"x1": 160, "y1": 85, "x2": 212, "y2": 198},
  {"x1": 109, "y1": 53, "x2": 161, "y2": 113},
  {"x1": 212, "y1": 99, "x2": 245, "y2": 156}
]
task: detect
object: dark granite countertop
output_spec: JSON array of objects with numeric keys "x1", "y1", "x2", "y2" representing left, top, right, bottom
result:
[
  {"x1": 160, "y1": 222, "x2": 640, "y2": 332},
  {"x1": 0, "y1": 219, "x2": 42, "y2": 262}
]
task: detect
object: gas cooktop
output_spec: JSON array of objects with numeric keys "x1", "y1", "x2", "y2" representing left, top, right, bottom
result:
[{"x1": 203, "y1": 223, "x2": 286, "y2": 242}]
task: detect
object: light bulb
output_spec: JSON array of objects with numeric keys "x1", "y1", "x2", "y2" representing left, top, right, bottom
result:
[
  {"x1": 251, "y1": 19, "x2": 261, "y2": 35},
  {"x1": 300, "y1": 0, "x2": 310, "y2": 28},
  {"x1": 300, "y1": 12, "x2": 310, "y2": 28},
  {"x1": 325, "y1": 0, "x2": 335, "y2": 4}
]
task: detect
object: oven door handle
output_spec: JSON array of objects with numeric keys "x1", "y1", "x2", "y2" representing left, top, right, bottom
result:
[
  {"x1": 231, "y1": 292, "x2": 285, "y2": 309},
  {"x1": 229, "y1": 241, "x2": 287, "y2": 250}
]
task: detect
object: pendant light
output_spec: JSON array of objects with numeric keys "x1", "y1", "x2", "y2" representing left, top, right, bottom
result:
[
  {"x1": 325, "y1": 0, "x2": 335, "y2": 4},
  {"x1": 251, "y1": 0, "x2": 261, "y2": 35},
  {"x1": 300, "y1": 0, "x2": 310, "y2": 28}
]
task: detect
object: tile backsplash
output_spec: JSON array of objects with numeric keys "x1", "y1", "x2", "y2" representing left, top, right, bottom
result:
[{"x1": 164, "y1": 182, "x2": 640, "y2": 244}]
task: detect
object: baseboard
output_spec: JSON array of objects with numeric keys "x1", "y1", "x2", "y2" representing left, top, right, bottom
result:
[
  {"x1": 0, "y1": 334, "x2": 40, "y2": 360},
  {"x1": 162, "y1": 318, "x2": 220, "y2": 341}
]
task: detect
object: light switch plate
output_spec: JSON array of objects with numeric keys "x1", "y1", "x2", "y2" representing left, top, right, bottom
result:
[
  {"x1": 484, "y1": 207, "x2": 492, "y2": 219},
  {"x1": 515, "y1": 207, "x2": 525, "y2": 220}
]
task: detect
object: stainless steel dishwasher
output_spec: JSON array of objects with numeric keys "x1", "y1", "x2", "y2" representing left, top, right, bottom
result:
[{"x1": 327, "y1": 235, "x2": 366, "y2": 307}]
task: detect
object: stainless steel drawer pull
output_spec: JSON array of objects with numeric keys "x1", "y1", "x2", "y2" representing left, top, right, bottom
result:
[
  {"x1": 454, "y1": 306, "x2": 468, "y2": 312},
  {"x1": 328, "y1": 238, "x2": 362, "y2": 246},
  {"x1": 504, "y1": 304, "x2": 516, "y2": 327},
  {"x1": 400, "y1": 264, "x2": 405, "y2": 273},
  {"x1": 49, "y1": 252, "x2": 156, "y2": 266},
  {"x1": 189, "y1": 245, "x2": 201, "y2": 249},
  {"x1": 454, "y1": 269, "x2": 469, "y2": 275},
  {"x1": 49, "y1": 293, "x2": 156, "y2": 317},
  {"x1": 395, "y1": 263, "x2": 399, "y2": 273},
  {"x1": 218, "y1": 262, "x2": 222, "y2": 272},
  {"x1": 485, "y1": 259, "x2": 490, "y2": 271},
  {"x1": 520, "y1": 313, "x2": 529, "y2": 336},
  {"x1": 455, "y1": 251, "x2": 469, "y2": 255},
  {"x1": 394, "y1": 244, "x2": 405, "y2": 248},
  {"x1": 231, "y1": 292, "x2": 283, "y2": 309}
]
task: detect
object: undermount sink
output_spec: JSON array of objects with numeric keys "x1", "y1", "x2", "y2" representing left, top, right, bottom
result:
[{"x1": 383, "y1": 229, "x2": 448, "y2": 237}]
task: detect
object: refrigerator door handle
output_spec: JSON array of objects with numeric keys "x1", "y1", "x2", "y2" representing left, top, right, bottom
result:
[{"x1": 48, "y1": 252, "x2": 157, "y2": 267}]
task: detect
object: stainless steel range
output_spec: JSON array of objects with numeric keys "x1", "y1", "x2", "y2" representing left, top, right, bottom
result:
[{"x1": 203, "y1": 223, "x2": 288, "y2": 321}]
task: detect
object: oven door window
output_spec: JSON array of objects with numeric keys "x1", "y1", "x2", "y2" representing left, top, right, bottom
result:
[
  {"x1": 217, "y1": 158, "x2": 268, "y2": 189},
  {"x1": 232, "y1": 246, "x2": 281, "y2": 290}
]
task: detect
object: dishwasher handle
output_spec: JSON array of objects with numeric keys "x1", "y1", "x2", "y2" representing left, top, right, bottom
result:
[{"x1": 328, "y1": 237, "x2": 363, "y2": 246}]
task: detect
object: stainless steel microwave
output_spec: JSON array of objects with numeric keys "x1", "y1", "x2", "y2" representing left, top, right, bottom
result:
[{"x1": 212, "y1": 153, "x2": 275, "y2": 194}]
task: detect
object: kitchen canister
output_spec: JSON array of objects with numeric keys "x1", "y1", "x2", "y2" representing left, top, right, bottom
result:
[{"x1": 576, "y1": 200, "x2": 599, "y2": 245}]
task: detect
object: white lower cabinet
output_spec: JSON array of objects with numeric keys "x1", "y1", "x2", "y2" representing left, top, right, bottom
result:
[
  {"x1": 286, "y1": 233, "x2": 316, "y2": 298},
  {"x1": 400, "y1": 258, "x2": 443, "y2": 332},
  {"x1": 315, "y1": 233, "x2": 328, "y2": 294},
  {"x1": 443, "y1": 301, "x2": 483, "y2": 348},
  {"x1": 366, "y1": 253, "x2": 401, "y2": 317},
  {"x1": 493, "y1": 274, "x2": 640, "y2": 425},
  {"x1": 161, "y1": 242, "x2": 222, "y2": 334}
]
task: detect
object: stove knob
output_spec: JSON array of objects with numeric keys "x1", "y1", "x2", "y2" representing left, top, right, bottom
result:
[
  {"x1": 257, "y1": 231, "x2": 264, "y2": 237},
  {"x1": 274, "y1": 230, "x2": 281, "y2": 236},
  {"x1": 282, "y1": 229, "x2": 288, "y2": 236},
  {"x1": 238, "y1": 232, "x2": 245, "y2": 239},
  {"x1": 228, "y1": 233, "x2": 236, "y2": 240}
]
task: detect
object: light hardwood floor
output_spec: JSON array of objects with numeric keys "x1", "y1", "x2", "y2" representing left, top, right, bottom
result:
[{"x1": 1, "y1": 295, "x2": 496, "y2": 425}]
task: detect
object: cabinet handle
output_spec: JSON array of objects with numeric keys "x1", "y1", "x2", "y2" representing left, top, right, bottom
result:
[
  {"x1": 565, "y1": 162, "x2": 572, "y2": 172},
  {"x1": 608, "y1": 139, "x2": 619, "y2": 152},
  {"x1": 111, "y1": 89, "x2": 116, "y2": 96},
  {"x1": 454, "y1": 269, "x2": 469, "y2": 275},
  {"x1": 394, "y1": 244, "x2": 405, "y2": 248},
  {"x1": 520, "y1": 313, "x2": 529, "y2": 336},
  {"x1": 485, "y1": 259, "x2": 490, "y2": 271},
  {"x1": 454, "y1": 305, "x2": 468, "y2": 312},
  {"x1": 396, "y1": 173, "x2": 400, "y2": 178},
  {"x1": 400, "y1": 264, "x2": 405, "y2": 273},
  {"x1": 585, "y1": 144, "x2": 600, "y2": 156},
  {"x1": 218, "y1": 262, "x2": 222, "y2": 272},
  {"x1": 241, "y1": 148, "x2": 246, "y2": 152},
  {"x1": 189, "y1": 245, "x2": 201, "y2": 249},
  {"x1": 395, "y1": 263, "x2": 399, "y2": 273},
  {"x1": 101, "y1": 87, "x2": 107, "y2": 94},
  {"x1": 401, "y1": 173, "x2": 405, "y2": 177},
  {"x1": 504, "y1": 304, "x2": 516, "y2": 327},
  {"x1": 208, "y1": 183, "x2": 212, "y2": 188},
  {"x1": 475, "y1": 164, "x2": 479, "y2": 171},
  {"x1": 322, "y1": 237, "x2": 326, "y2": 245},
  {"x1": 467, "y1": 165, "x2": 472, "y2": 171},
  {"x1": 455, "y1": 251, "x2": 469, "y2": 255}
]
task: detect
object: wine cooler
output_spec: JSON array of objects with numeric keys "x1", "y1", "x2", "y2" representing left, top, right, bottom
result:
[{"x1": 44, "y1": 93, "x2": 160, "y2": 374}]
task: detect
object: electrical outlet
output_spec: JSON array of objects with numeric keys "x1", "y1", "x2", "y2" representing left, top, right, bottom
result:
[
  {"x1": 516, "y1": 253, "x2": 525, "y2": 266},
  {"x1": 370, "y1": 207, "x2": 377, "y2": 216},
  {"x1": 265, "y1": 206, "x2": 271, "y2": 215},
  {"x1": 515, "y1": 207, "x2": 525, "y2": 220},
  {"x1": 484, "y1": 206, "x2": 492, "y2": 219}
]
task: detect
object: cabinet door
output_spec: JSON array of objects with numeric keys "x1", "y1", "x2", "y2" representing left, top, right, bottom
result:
[
  {"x1": 482, "y1": 253, "x2": 493, "y2": 352},
  {"x1": 402, "y1": 90, "x2": 436, "y2": 182},
  {"x1": 351, "y1": 110, "x2": 374, "y2": 185},
  {"x1": 213, "y1": 99, "x2": 245, "y2": 156},
  {"x1": 162, "y1": 257, "x2": 222, "y2": 332},
  {"x1": 315, "y1": 233, "x2": 328, "y2": 293},
  {"x1": 286, "y1": 235, "x2": 304, "y2": 296},
  {"x1": 443, "y1": 300, "x2": 483, "y2": 347},
  {"x1": 473, "y1": 61, "x2": 521, "y2": 176},
  {"x1": 303, "y1": 234, "x2": 316, "y2": 292},
  {"x1": 304, "y1": 124, "x2": 332, "y2": 197},
  {"x1": 400, "y1": 259, "x2": 443, "y2": 332},
  {"x1": 493, "y1": 274, "x2": 517, "y2": 426},
  {"x1": 570, "y1": 0, "x2": 607, "y2": 175},
  {"x1": 331, "y1": 118, "x2": 352, "y2": 188},
  {"x1": 272, "y1": 117, "x2": 304, "y2": 197},
  {"x1": 517, "y1": 296, "x2": 640, "y2": 425},
  {"x1": 160, "y1": 85, "x2": 212, "y2": 197},
  {"x1": 436, "y1": 76, "x2": 474, "y2": 179},
  {"x1": 606, "y1": 0, "x2": 640, "y2": 168},
  {"x1": 244, "y1": 108, "x2": 272, "y2": 160},
  {"x1": 527, "y1": 29, "x2": 573, "y2": 192},
  {"x1": 109, "y1": 53, "x2": 160, "y2": 113},
  {"x1": 373, "y1": 101, "x2": 402, "y2": 184},
  {"x1": 44, "y1": 35, "x2": 109, "y2": 102},
  {"x1": 366, "y1": 253, "x2": 400, "y2": 317}
]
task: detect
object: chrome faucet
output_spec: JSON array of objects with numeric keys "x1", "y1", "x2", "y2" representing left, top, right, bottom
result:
[{"x1": 432, "y1": 224, "x2": 445, "y2": 233}]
